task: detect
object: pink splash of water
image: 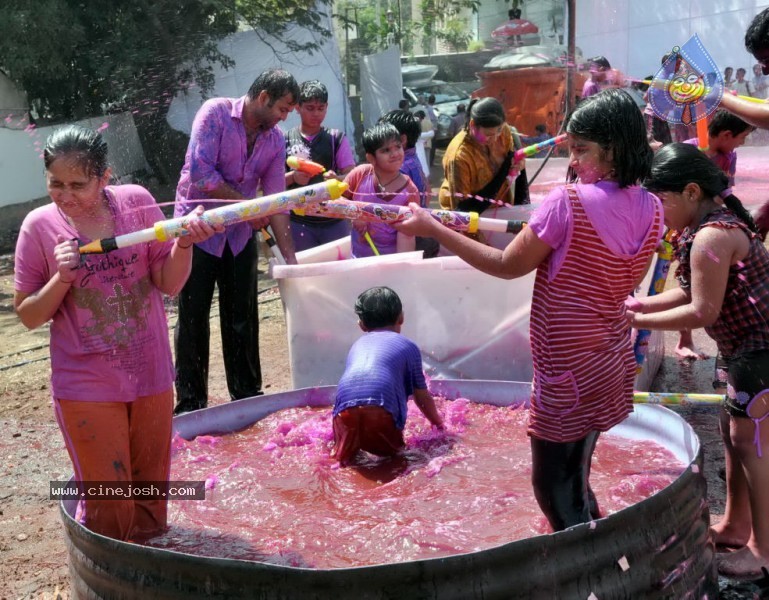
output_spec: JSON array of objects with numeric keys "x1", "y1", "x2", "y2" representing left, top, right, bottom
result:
[
  {"x1": 149, "y1": 400, "x2": 686, "y2": 569},
  {"x1": 196, "y1": 435, "x2": 220, "y2": 446}
]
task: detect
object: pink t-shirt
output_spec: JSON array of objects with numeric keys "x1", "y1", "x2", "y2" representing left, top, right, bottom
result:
[
  {"x1": 344, "y1": 164, "x2": 419, "y2": 257},
  {"x1": 14, "y1": 185, "x2": 174, "y2": 401},
  {"x1": 528, "y1": 182, "x2": 663, "y2": 280}
]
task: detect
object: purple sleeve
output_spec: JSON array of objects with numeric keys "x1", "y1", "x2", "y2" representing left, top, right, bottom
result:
[
  {"x1": 582, "y1": 80, "x2": 599, "y2": 98},
  {"x1": 334, "y1": 134, "x2": 356, "y2": 171},
  {"x1": 728, "y1": 151, "x2": 737, "y2": 187},
  {"x1": 527, "y1": 187, "x2": 570, "y2": 250},
  {"x1": 409, "y1": 344, "x2": 427, "y2": 390},
  {"x1": 186, "y1": 100, "x2": 228, "y2": 194},
  {"x1": 14, "y1": 211, "x2": 52, "y2": 294}
]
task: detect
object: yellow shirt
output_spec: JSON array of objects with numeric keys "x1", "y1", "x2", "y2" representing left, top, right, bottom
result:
[{"x1": 438, "y1": 126, "x2": 515, "y2": 210}]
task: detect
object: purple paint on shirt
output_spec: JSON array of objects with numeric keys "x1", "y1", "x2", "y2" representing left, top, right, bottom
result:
[{"x1": 175, "y1": 95, "x2": 287, "y2": 257}]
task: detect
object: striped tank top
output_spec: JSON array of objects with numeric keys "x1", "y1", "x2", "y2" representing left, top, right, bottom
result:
[{"x1": 528, "y1": 186, "x2": 663, "y2": 442}]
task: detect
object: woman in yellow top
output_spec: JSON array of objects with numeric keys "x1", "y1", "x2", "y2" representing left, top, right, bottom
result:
[{"x1": 439, "y1": 97, "x2": 529, "y2": 213}]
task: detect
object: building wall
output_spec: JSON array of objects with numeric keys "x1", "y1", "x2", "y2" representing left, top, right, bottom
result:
[
  {"x1": 0, "y1": 112, "x2": 150, "y2": 252},
  {"x1": 475, "y1": 0, "x2": 769, "y2": 78},
  {"x1": 167, "y1": 19, "x2": 354, "y2": 141},
  {"x1": 575, "y1": 1, "x2": 769, "y2": 80}
]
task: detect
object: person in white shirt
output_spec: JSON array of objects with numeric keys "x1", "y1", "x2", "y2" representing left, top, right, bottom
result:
[
  {"x1": 733, "y1": 67, "x2": 754, "y2": 97},
  {"x1": 752, "y1": 63, "x2": 769, "y2": 99}
]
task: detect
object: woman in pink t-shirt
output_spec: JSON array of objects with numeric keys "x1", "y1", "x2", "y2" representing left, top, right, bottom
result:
[
  {"x1": 396, "y1": 89, "x2": 663, "y2": 532},
  {"x1": 13, "y1": 125, "x2": 218, "y2": 541}
]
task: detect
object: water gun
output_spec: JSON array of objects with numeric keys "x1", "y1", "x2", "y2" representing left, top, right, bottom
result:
[
  {"x1": 633, "y1": 391, "x2": 724, "y2": 406},
  {"x1": 258, "y1": 226, "x2": 285, "y2": 264},
  {"x1": 513, "y1": 133, "x2": 568, "y2": 161},
  {"x1": 295, "y1": 199, "x2": 526, "y2": 235},
  {"x1": 287, "y1": 156, "x2": 326, "y2": 177},
  {"x1": 79, "y1": 180, "x2": 348, "y2": 254},
  {"x1": 633, "y1": 230, "x2": 675, "y2": 373}
]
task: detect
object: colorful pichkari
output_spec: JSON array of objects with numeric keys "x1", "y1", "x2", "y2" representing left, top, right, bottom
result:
[
  {"x1": 78, "y1": 179, "x2": 348, "y2": 254},
  {"x1": 647, "y1": 34, "x2": 723, "y2": 151},
  {"x1": 514, "y1": 133, "x2": 567, "y2": 161},
  {"x1": 633, "y1": 391, "x2": 725, "y2": 406},
  {"x1": 633, "y1": 231, "x2": 675, "y2": 373},
  {"x1": 296, "y1": 199, "x2": 527, "y2": 235}
]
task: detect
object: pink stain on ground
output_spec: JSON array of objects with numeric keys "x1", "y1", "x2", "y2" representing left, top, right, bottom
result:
[
  {"x1": 96, "y1": 122, "x2": 109, "y2": 132},
  {"x1": 195, "y1": 435, "x2": 220, "y2": 446},
  {"x1": 149, "y1": 400, "x2": 686, "y2": 568}
]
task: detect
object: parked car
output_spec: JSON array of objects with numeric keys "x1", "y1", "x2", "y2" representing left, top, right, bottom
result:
[{"x1": 402, "y1": 79, "x2": 471, "y2": 146}]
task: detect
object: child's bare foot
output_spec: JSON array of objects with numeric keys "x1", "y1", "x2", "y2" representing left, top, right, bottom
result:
[
  {"x1": 717, "y1": 546, "x2": 769, "y2": 578},
  {"x1": 674, "y1": 341, "x2": 708, "y2": 360},
  {"x1": 710, "y1": 523, "x2": 750, "y2": 550}
]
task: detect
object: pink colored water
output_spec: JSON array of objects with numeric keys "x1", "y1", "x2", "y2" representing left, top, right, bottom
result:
[{"x1": 147, "y1": 398, "x2": 686, "y2": 568}]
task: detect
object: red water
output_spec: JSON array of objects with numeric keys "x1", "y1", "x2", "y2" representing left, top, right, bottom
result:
[{"x1": 147, "y1": 399, "x2": 686, "y2": 568}]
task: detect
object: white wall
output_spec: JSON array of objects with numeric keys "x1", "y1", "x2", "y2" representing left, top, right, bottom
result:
[
  {"x1": 0, "y1": 112, "x2": 149, "y2": 209},
  {"x1": 576, "y1": 1, "x2": 769, "y2": 79},
  {"x1": 167, "y1": 16, "x2": 355, "y2": 141}
]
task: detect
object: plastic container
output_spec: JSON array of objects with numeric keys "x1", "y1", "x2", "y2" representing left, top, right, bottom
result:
[
  {"x1": 273, "y1": 238, "x2": 537, "y2": 388},
  {"x1": 474, "y1": 66, "x2": 587, "y2": 140},
  {"x1": 62, "y1": 380, "x2": 716, "y2": 599},
  {"x1": 272, "y1": 209, "x2": 663, "y2": 391}
]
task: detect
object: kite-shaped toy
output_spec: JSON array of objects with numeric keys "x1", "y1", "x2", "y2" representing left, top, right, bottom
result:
[{"x1": 647, "y1": 34, "x2": 723, "y2": 151}]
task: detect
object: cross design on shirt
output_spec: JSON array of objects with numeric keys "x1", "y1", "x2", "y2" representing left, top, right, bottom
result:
[{"x1": 106, "y1": 283, "x2": 134, "y2": 324}]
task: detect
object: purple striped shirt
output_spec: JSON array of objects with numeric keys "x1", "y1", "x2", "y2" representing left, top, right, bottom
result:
[
  {"x1": 334, "y1": 331, "x2": 427, "y2": 430},
  {"x1": 175, "y1": 95, "x2": 286, "y2": 257}
]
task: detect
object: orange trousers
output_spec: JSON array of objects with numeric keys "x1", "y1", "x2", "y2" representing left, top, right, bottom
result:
[
  {"x1": 332, "y1": 405, "x2": 405, "y2": 465},
  {"x1": 53, "y1": 389, "x2": 173, "y2": 541}
]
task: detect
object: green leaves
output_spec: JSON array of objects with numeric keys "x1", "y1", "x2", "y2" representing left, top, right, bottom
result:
[{"x1": 0, "y1": 0, "x2": 331, "y2": 122}]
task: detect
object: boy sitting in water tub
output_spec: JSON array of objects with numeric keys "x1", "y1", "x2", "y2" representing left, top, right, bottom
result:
[{"x1": 331, "y1": 286, "x2": 444, "y2": 465}]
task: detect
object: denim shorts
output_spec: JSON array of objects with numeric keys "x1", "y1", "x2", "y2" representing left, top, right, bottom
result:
[{"x1": 722, "y1": 349, "x2": 769, "y2": 419}]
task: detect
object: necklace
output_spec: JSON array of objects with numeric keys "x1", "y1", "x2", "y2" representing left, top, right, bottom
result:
[{"x1": 376, "y1": 173, "x2": 400, "y2": 193}]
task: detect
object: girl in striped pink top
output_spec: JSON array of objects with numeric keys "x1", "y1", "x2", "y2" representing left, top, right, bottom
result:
[{"x1": 396, "y1": 89, "x2": 663, "y2": 532}]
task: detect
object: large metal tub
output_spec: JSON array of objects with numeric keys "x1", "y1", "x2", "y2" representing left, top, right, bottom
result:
[{"x1": 62, "y1": 380, "x2": 715, "y2": 599}]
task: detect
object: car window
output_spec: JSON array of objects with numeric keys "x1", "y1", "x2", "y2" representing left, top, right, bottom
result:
[{"x1": 412, "y1": 83, "x2": 469, "y2": 104}]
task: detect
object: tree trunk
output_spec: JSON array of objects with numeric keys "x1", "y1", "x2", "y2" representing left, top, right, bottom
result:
[{"x1": 134, "y1": 107, "x2": 190, "y2": 187}]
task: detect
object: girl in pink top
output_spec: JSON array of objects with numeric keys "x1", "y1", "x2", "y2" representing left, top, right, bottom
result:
[
  {"x1": 344, "y1": 123, "x2": 418, "y2": 257},
  {"x1": 13, "y1": 125, "x2": 218, "y2": 541},
  {"x1": 396, "y1": 89, "x2": 663, "y2": 532}
]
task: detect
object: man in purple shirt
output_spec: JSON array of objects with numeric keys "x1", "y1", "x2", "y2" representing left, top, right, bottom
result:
[
  {"x1": 174, "y1": 69, "x2": 299, "y2": 414},
  {"x1": 581, "y1": 56, "x2": 612, "y2": 99}
]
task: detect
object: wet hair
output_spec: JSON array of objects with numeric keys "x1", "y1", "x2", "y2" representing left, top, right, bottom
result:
[
  {"x1": 535, "y1": 123, "x2": 547, "y2": 134},
  {"x1": 643, "y1": 143, "x2": 759, "y2": 235},
  {"x1": 746, "y1": 8, "x2": 769, "y2": 55},
  {"x1": 398, "y1": 98, "x2": 410, "y2": 110},
  {"x1": 566, "y1": 88, "x2": 652, "y2": 188},
  {"x1": 466, "y1": 97, "x2": 505, "y2": 130},
  {"x1": 708, "y1": 109, "x2": 753, "y2": 137},
  {"x1": 724, "y1": 66, "x2": 734, "y2": 77},
  {"x1": 299, "y1": 80, "x2": 328, "y2": 104},
  {"x1": 456, "y1": 103, "x2": 466, "y2": 114},
  {"x1": 587, "y1": 56, "x2": 611, "y2": 70},
  {"x1": 355, "y1": 286, "x2": 403, "y2": 329},
  {"x1": 362, "y1": 122, "x2": 400, "y2": 155},
  {"x1": 379, "y1": 109, "x2": 421, "y2": 149},
  {"x1": 247, "y1": 69, "x2": 299, "y2": 105},
  {"x1": 428, "y1": 94, "x2": 436, "y2": 104},
  {"x1": 44, "y1": 124, "x2": 109, "y2": 178},
  {"x1": 414, "y1": 109, "x2": 426, "y2": 119},
  {"x1": 736, "y1": 67, "x2": 747, "y2": 76}
]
